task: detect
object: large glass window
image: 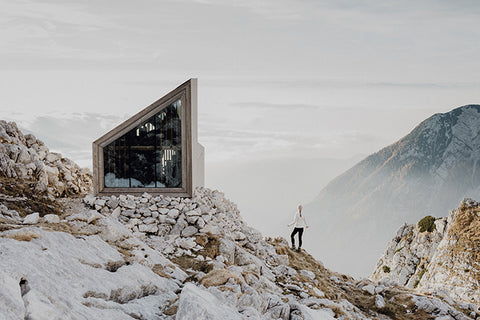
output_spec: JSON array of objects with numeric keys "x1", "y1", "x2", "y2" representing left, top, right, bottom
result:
[{"x1": 103, "y1": 99, "x2": 182, "y2": 188}]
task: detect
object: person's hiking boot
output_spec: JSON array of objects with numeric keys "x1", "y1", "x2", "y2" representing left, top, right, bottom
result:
[
  {"x1": 291, "y1": 245, "x2": 296, "y2": 250},
  {"x1": 296, "y1": 247, "x2": 301, "y2": 252}
]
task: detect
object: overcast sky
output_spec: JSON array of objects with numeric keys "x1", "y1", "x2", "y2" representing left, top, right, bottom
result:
[{"x1": 1, "y1": 0, "x2": 479, "y2": 260}]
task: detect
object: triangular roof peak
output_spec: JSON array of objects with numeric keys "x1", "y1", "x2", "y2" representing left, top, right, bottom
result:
[{"x1": 94, "y1": 78, "x2": 197, "y2": 147}]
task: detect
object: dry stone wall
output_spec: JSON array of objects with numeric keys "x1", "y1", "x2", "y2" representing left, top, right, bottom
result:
[{"x1": 83, "y1": 187, "x2": 267, "y2": 261}]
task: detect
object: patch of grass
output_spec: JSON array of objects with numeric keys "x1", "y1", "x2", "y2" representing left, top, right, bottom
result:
[
  {"x1": 171, "y1": 255, "x2": 213, "y2": 274},
  {"x1": 105, "y1": 260, "x2": 126, "y2": 272},
  {"x1": 83, "y1": 291, "x2": 108, "y2": 299},
  {"x1": 163, "y1": 305, "x2": 178, "y2": 316},
  {"x1": 328, "y1": 305, "x2": 346, "y2": 318},
  {"x1": 5, "y1": 230, "x2": 39, "y2": 241},
  {"x1": 413, "y1": 268, "x2": 427, "y2": 289},
  {"x1": 418, "y1": 216, "x2": 436, "y2": 233},
  {"x1": 0, "y1": 223, "x2": 18, "y2": 232},
  {"x1": 78, "y1": 259, "x2": 102, "y2": 269},
  {"x1": 152, "y1": 264, "x2": 171, "y2": 279},
  {"x1": 109, "y1": 284, "x2": 158, "y2": 304},
  {"x1": 379, "y1": 291, "x2": 435, "y2": 320},
  {"x1": 196, "y1": 232, "x2": 220, "y2": 260},
  {"x1": 447, "y1": 202, "x2": 480, "y2": 282},
  {"x1": 269, "y1": 238, "x2": 346, "y2": 300},
  {"x1": 383, "y1": 265, "x2": 391, "y2": 273}
]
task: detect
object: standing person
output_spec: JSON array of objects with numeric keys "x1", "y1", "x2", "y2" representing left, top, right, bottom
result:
[{"x1": 288, "y1": 204, "x2": 309, "y2": 252}]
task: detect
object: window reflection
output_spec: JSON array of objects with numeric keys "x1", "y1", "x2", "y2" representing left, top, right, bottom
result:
[{"x1": 104, "y1": 99, "x2": 182, "y2": 188}]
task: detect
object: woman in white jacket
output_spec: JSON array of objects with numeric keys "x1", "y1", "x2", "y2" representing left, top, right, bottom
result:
[{"x1": 288, "y1": 204, "x2": 309, "y2": 252}]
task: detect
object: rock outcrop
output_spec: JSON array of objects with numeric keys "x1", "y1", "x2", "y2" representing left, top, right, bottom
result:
[
  {"x1": 372, "y1": 198, "x2": 480, "y2": 305},
  {"x1": 0, "y1": 120, "x2": 92, "y2": 197}
]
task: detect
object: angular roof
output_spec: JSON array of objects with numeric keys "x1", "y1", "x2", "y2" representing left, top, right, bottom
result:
[{"x1": 92, "y1": 79, "x2": 200, "y2": 197}]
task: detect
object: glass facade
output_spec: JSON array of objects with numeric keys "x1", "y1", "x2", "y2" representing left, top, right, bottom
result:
[{"x1": 103, "y1": 99, "x2": 182, "y2": 188}]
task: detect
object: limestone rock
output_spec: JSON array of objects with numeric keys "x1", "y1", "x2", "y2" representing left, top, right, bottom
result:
[
  {"x1": 177, "y1": 238, "x2": 196, "y2": 250},
  {"x1": 167, "y1": 209, "x2": 180, "y2": 219},
  {"x1": 200, "y1": 269, "x2": 236, "y2": 287},
  {"x1": 43, "y1": 214, "x2": 60, "y2": 224},
  {"x1": 181, "y1": 226, "x2": 198, "y2": 237},
  {"x1": 176, "y1": 283, "x2": 243, "y2": 320},
  {"x1": 362, "y1": 284, "x2": 375, "y2": 295},
  {"x1": 375, "y1": 295, "x2": 386, "y2": 309},
  {"x1": 23, "y1": 213, "x2": 40, "y2": 224},
  {"x1": 299, "y1": 269, "x2": 315, "y2": 280}
]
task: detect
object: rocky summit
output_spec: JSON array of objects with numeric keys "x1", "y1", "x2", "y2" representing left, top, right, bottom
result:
[
  {"x1": 0, "y1": 122, "x2": 479, "y2": 320},
  {"x1": 0, "y1": 120, "x2": 92, "y2": 197},
  {"x1": 307, "y1": 104, "x2": 480, "y2": 276},
  {"x1": 372, "y1": 198, "x2": 480, "y2": 307}
]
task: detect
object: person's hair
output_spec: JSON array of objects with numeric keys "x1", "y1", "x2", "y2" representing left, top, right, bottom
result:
[{"x1": 298, "y1": 204, "x2": 303, "y2": 212}]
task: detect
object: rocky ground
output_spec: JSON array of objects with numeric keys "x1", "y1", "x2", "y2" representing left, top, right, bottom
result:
[
  {"x1": 372, "y1": 198, "x2": 480, "y2": 307},
  {"x1": 0, "y1": 121, "x2": 478, "y2": 320},
  {"x1": 1, "y1": 188, "x2": 479, "y2": 320}
]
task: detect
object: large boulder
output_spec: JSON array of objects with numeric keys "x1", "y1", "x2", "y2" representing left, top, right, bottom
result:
[{"x1": 176, "y1": 283, "x2": 243, "y2": 320}]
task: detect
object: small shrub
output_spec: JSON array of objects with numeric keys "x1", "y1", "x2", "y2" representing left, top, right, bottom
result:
[
  {"x1": 418, "y1": 216, "x2": 436, "y2": 233},
  {"x1": 382, "y1": 266, "x2": 391, "y2": 273}
]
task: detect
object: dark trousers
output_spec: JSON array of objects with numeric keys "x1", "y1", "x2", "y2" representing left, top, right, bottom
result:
[{"x1": 291, "y1": 227, "x2": 304, "y2": 248}]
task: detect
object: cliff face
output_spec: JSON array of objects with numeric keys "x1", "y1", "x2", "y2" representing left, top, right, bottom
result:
[
  {"x1": 307, "y1": 104, "x2": 480, "y2": 276},
  {"x1": 372, "y1": 198, "x2": 480, "y2": 304}
]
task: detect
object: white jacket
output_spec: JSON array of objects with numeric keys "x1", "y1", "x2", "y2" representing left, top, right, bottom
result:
[{"x1": 288, "y1": 212, "x2": 308, "y2": 228}]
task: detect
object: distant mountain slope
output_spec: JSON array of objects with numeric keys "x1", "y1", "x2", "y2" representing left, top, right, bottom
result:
[{"x1": 306, "y1": 105, "x2": 480, "y2": 276}]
